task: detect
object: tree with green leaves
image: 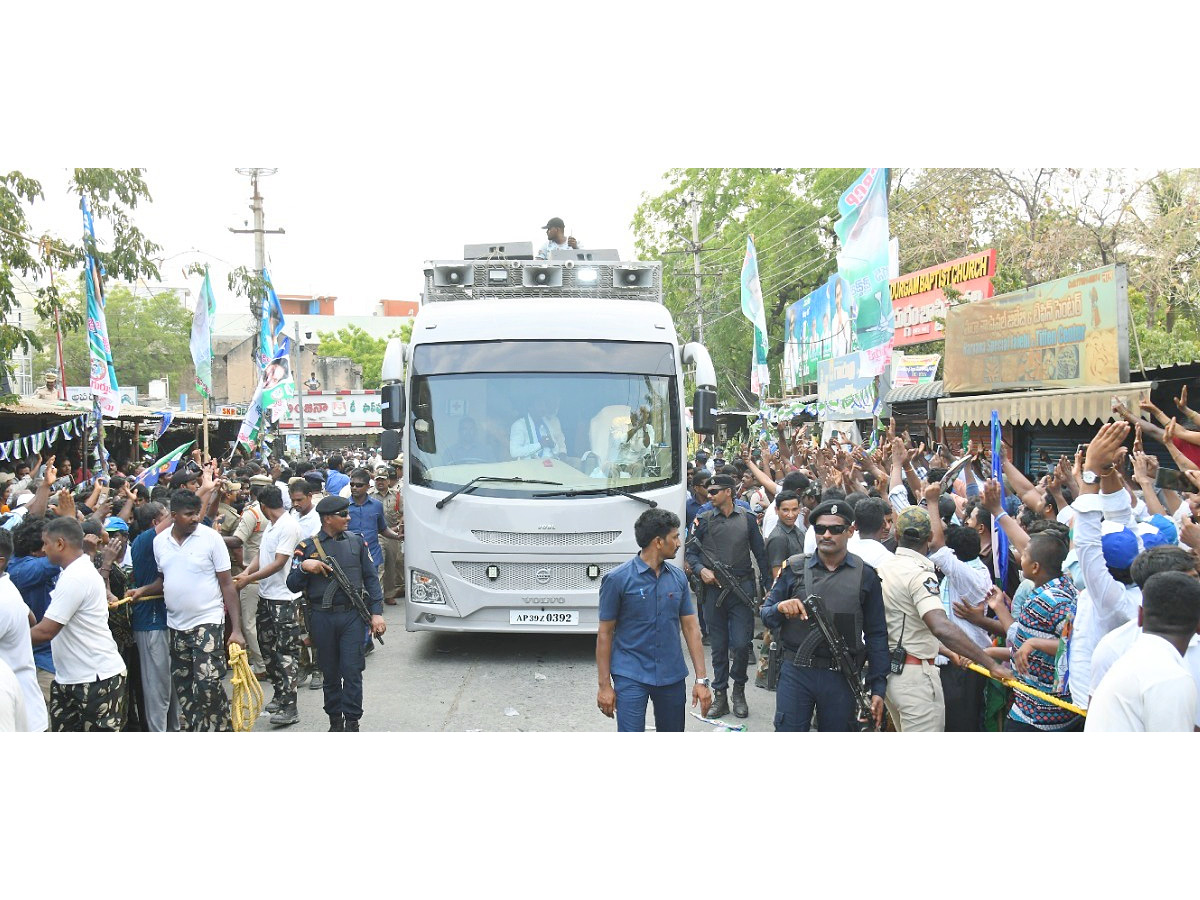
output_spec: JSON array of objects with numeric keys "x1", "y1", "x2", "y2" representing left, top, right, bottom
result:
[
  {"x1": 0, "y1": 168, "x2": 160, "y2": 400},
  {"x1": 33, "y1": 284, "x2": 192, "y2": 393},
  {"x1": 316, "y1": 323, "x2": 413, "y2": 389}
]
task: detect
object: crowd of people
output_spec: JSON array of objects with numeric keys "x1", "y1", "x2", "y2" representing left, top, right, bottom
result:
[
  {"x1": 599, "y1": 405, "x2": 1200, "y2": 733},
  {"x1": 0, "y1": 446, "x2": 404, "y2": 732}
]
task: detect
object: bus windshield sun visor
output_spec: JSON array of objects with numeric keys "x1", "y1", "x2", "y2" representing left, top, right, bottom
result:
[{"x1": 412, "y1": 341, "x2": 676, "y2": 376}]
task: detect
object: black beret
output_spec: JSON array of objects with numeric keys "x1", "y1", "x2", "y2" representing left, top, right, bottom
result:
[
  {"x1": 303, "y1": 471, "x2": 326, "y2": 487},
  {"x1": 316, "y1": 495, "x2": 350, "y2": 515},
  {"x1": 808, "y1": 499, "x2": 854, "y2": 524},
  {"x1": 710, "y1": 474, "x2": 736, "y2": 490}
]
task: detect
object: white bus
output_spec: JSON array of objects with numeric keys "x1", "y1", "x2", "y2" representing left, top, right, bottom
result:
[{"x1": 381, "y1": 254, "x2": 716, "y2": 633}]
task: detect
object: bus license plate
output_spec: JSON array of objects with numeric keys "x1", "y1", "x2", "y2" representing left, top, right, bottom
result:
[{"x1": 509, "y1": 610, "x2": 578, "y2": 626}]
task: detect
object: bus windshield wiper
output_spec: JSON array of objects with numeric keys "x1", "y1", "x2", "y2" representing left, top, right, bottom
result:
[
  {"x1": 435, "y1": 476, "x2": 562, "y2": 509},
  {"x1": 530, "y1": 485, "x2": 658, "y2": 507}
]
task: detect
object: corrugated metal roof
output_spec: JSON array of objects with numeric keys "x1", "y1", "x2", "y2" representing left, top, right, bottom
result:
[
  {"x1": 0, "y1": 399, "x2": 88, "y2": 418},
  {"x1": 886, "y1": 381, "x2": 944, "y2": 404}
]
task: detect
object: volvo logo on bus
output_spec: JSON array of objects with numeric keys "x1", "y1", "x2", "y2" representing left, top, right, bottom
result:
[
  {"x1": 523, "y1": 597, "x2": 566, "y2": 604},
  {"x1": 535, "y1": 567, "x2": 552, "y2": 585},
  {"x1": 537, "y1": 525, "x2": 555, "y2": 531}
]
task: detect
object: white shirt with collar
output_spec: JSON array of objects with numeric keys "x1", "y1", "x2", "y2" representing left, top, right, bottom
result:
[
  {"x1": 848, "y1": 535, "x2": 892, "y2": 570},
  {"x1": 1090, "y1": 621, "x2": 1200, "y2": 727},
  {"x1": 1086, "y1": 631, "x2": 1198, "y2": 732},
  {"x1": 0, "y1": 573, "x2": 49, "y2": 730},
  {"x1": 929, "y1": 545, "x2": 993, "y2": 656},
  {"x1": 153, "y1": 523, "x2": 231, "y2": 631},
  {"x1": 291, "y1": 504, "x2": 321, "y2": 539}
]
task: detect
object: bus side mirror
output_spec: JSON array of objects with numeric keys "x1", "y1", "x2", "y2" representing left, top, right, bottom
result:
[
  {"x1": 692, "y1": 388, "x2": 717, "y2": 435},
  {"x1": 381, "y1": 382, "x2": 405, "y2": 430},
  {"x1": 380, "y1": 429, "x2": 402, "y2": 461}
]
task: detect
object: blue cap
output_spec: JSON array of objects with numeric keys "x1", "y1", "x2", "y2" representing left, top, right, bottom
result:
[
  {"x1": 1101, "y1": 527, "x2": 1139, "y2": 569},
  {"x1": 1149, "y1": 514, "x2": 1179, "y2": 546},
  {"x1": 103, "y1": 516, "x2": 129, "y2": 533}
]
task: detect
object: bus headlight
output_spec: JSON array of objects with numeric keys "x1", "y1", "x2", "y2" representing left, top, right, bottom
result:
[{"x1": 410, "y1": 569, "x2": 448, "y2": 605}]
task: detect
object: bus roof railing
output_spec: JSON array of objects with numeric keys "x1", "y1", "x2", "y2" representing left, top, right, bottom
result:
[{"x1": 422, "y1": 259, "x2": 662, "y2": 304}]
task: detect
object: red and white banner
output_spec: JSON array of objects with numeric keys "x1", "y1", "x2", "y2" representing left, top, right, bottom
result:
[{"x1": 276, "y1": 390, "x2": 382, "y2": 430}]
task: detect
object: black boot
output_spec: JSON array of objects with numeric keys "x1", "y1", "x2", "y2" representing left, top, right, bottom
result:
[
  {"x1": 344, "y1": 718, "x2": 360, "y2": 732},
  {"x1": 328, "y1": 714, "x2": 345, "y2": 732},
  {"x1": 707, "y1": 689, "x2": 730, "y2": 718},
  {"x1": 270, "y1": 703, "x2": 299, "y2": 726},
  {"x1": 731, "y1": 683, "x2": 749, "y2": 718}
]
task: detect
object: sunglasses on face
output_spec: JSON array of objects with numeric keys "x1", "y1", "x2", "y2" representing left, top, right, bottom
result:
[
  {"x1": 328, "y1": 510, "x2": 351, "y2": 518},
  {"x1": 811, "y1": 523, "x2": 849, "y2": 536},
  {"x1": 350, "y1": 482, "x2": 369, "y2": 488}
]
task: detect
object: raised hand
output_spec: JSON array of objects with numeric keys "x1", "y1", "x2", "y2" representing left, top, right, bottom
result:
[{"x1": 1177, "y1": 384, "x2": 1191, "y2": 413}]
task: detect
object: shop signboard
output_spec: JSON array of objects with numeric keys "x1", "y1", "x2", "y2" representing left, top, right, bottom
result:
[
  {"x1": 280, "y1": 391, "x2": 382, "y2": 427},
  {"x1": 890, "y1": 250, "x2": 996, "y2": 347},
  {"x1": 892, "y1": 353, "x2": 941, "y2": 386},
  {"x1": 944, "y1": 264, "x2": 1128, "y2": 393}
]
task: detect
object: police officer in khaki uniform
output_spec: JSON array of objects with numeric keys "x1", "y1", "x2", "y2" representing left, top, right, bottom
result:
[
  {"x1": 373, "y1": 465, "x2": 404, "y2": 604},
  {"x1": 876, "y1": 506, "x2": 1012, "y2": 732},
  {"x1": 33, "y1": 371, "x2": 61, "y2": 401}
]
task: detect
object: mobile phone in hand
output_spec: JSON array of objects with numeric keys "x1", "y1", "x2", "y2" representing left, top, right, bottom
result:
[{"x1": 1155, "y1": 467, "x2": 1193, "y2": 493}]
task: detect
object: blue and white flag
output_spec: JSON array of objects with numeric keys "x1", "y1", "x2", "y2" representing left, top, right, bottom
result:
[
  {"x1": 191, "y1": 267, "x2": 216, "y2": 399},
  {"x1": 259, "y1": 268, "x2": 291, "y2": 368},
  {"x1": 82, "y1": 197, "x2": 121, "y2": 418},
  {"x1": 740, "y1": 237, "x2": 771, "y2": 396},
  {"x1": 990, "y1": 410, "x2": 1009, "y2": 588}
]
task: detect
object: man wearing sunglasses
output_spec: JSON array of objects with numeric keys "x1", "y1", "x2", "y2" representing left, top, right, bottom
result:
[
  {"x1": 685, "y1": 474, "x2": 769, "y2": 719},
  {"x1": 761, "y1": 499, "x2": 889, "y2": 731},
  {"x1": 286, "y1": 494, "x2": 386, "y2": 732}
]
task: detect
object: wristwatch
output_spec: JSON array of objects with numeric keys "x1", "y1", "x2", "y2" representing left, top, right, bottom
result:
[
  {"x1": 1081, "y1": 470, "x2": 1100, "y2": 485},
  {"x1": 695, "y1": 677, "x2": 711, "y2": 688}
]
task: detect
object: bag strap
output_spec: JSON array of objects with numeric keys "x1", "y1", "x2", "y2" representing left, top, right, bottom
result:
[{"x1": 311, "y1": 535, "x2": 329, "y2": 562}]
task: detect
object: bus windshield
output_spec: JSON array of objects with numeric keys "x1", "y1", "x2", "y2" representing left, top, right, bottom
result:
[{"x1": 408, "y1": 341, "x2": 680, "y2": 498}]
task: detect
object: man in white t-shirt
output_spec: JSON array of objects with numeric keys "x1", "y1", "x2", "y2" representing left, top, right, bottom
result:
[
  {"x1": 131, "y1": 489, "x2": 245, "y2": 732},
  {"x1": 289, "y1": 480, "x2": 321, "y2": 540},
  {"x1": 234, "y1": 486, "x2": 303, "y2": 727},
  {"x1": 0, "y1": 529, "x2": 48, "y2": 731},
  {"x1": 28, "y1": 517, "x2": 127, "y2": 731},
  {"x1": 1087, "y1": 571, "x2": 1200, "y2": 732},
  {"x1": 0, "y1": 657, "x2": 27, "y2": 731}
]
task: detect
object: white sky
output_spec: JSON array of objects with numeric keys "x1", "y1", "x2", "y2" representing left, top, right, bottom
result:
[{"x1": 16, "y1": 164, "x2": 667, "y2": 315}]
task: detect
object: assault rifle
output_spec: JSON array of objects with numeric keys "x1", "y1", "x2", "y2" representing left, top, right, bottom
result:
[
  {"x1": 685, "y1": 537, "x2": 760, "y2": 613},
  {"x1": 311, "y1": 536, "x2": 384, "y2": 646},
  {"x1": 800, "y1": 594, "x2": 877, "y2": 730}
]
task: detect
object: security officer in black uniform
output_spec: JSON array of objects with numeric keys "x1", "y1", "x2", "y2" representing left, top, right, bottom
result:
[
  {"x1": 760, "y1": 499, "x2": 889, "y2": 731},
  {"x1": 286, "y1": 495, "x2": 386, "y2": 732},
  {"x1": 684, "y1": 473, "x2": 769, "y2": 719}
]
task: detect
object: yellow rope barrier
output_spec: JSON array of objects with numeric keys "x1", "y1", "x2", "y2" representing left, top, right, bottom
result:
[
  {"x1": 109, "y1": 593, "x2": 163, "y2": 609},
  {"x1": 228, "y1": 644, "x2": 263, "y2": 732},
  {"x1": 966, "y1": 662, "x2": 1087, "y2": 717}
]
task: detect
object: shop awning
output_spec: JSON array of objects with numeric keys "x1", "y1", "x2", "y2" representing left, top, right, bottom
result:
[
  {"x1": 885, "y1": 381, "x2": 944, "y2": 404},
  {"x1": 938, "y1": 382, "x2": 1153, "y2": 427}
]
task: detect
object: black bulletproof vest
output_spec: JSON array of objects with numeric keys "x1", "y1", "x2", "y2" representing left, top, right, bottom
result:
[
  {"x1": 778, "y1": 553, "x2": 866, "y2": 665},
  {"x1": 312, "y1": 532, "x2": 366, "y2": 608}
]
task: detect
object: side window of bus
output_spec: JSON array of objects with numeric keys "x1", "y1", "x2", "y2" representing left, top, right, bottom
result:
[{"x1": 413, "y1": 378, "x2": 437, "y2": 454}]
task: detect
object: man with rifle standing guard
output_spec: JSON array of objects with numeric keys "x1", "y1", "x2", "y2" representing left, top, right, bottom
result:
[
  {"x1": 286, "y1": 495, "x2": 386, "y2": 732},
  {"x1": 685, "y1": 474, "x2": 769, "y2": 720},
  {"x1": 761, "y1": 499, "x2": 889, "y2": 731}
]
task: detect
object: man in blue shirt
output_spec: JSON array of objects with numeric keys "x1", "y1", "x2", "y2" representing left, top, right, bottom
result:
[
  {"x1": 7, "y1": 516, "x2": 59, "y2": 704},
  {"x1": 129, "y1": 501, "x2": 179, "y2": 732},
  {"x1": 324, "y1": 455, "x2": 350, "y2": 497},
  {"x1": 596, "y1": 508, "x2": 712, "y2": 732},
  {"x1": 346, "y1": 468, "x2": 402, "y2": 654}
]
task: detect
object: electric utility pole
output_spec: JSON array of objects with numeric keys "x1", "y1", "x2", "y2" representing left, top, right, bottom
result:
[{"x1": 688, "y1": 191, "x2": 704, "y2": 345}]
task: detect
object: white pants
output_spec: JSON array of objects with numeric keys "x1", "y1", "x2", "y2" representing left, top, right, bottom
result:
[{"x1": 135, "y1": 629, "x2": 180, "y2": 732}]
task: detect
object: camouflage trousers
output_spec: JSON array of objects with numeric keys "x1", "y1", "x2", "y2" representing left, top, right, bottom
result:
[
  {"x1": 257, "y1": 597, "x2": 301, "y2": 707},
  {"x1": 170, "y1": 623, "x2": 232, "y2": 732},
  {"x1": 49, "y1": 672, "x2": 128, "y2": 732}
]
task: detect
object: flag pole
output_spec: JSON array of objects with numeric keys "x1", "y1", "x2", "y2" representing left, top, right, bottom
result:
[{"x1": 202, "y1": 395, "x2": 210, "y2": 462}]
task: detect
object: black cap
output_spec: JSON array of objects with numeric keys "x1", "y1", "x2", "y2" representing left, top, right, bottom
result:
[
  {"x1": 710, "y1": 474, "x2": 736, "y2": 490},
  {"x1": 695, "y1": 449, "x2": 709, "y2": 459},
  {"x1": 316, "y1": 495, "x2": 350, "y2": 516},
  {"x1": 542, "y1": 217, "x2": 565, "y2": 230},
  {"x1": 808, "y1": 499, "x2": 854, "y2": 524},
  {"x1": 303, "y1": 471, "x2": 325, "y2": 487}
]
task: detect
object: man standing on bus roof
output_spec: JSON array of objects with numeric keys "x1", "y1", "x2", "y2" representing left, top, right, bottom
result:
[
  {"x1": 536, "y1": 217, "x2": 580, "y2": 259},
  {"x1": 597, "y1": 508, "x2": 711, "y2": 731}
]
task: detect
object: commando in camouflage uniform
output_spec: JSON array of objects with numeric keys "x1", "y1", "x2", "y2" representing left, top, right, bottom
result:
[
  {"x1": 50, "y1": 673, "x2": 128, "y2": 732},
  {"x1": 257, "y1": 599, "x2": 301, "y2": 708},
  {"x1": 170, "y1": 623, "x2": 232, "y2": 732}
]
